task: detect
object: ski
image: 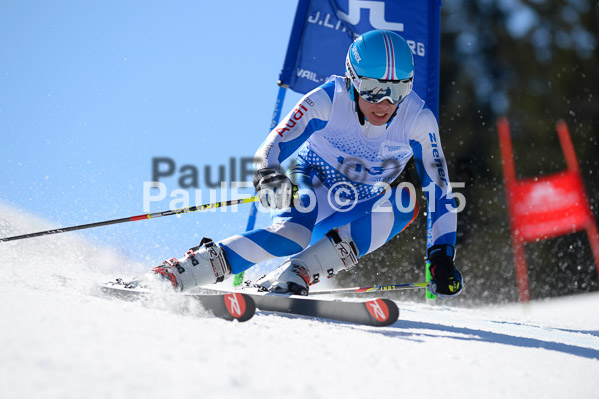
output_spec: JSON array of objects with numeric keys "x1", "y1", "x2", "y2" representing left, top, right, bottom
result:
[
  {"x1": 100, "y1": 280, "x2": 255, "y2": 322},
  {"x1": 202, "y1": 288, "x2": 399, "y2": 327},
  {"x1": 250, "y1": 294, "x2": 398, "y2": 327}
]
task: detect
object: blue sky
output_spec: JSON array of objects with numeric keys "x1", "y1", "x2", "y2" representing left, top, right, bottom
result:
[{"x1": 0, "y1": 1, "x2": 305, "y2": 262}]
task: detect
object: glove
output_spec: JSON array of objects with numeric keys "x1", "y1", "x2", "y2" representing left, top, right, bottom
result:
[
  {"x1": 253, "y1": 168, "x2": 294, "y2": 209},
  {"x1": 427, "y1": 244, "x2": 464, "y2": 299}
]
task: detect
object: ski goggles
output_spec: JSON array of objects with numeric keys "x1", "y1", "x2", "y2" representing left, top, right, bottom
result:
[
  {"x1": 345, "y1": 54, "x2": 413, "y2": 104},
  {"x1": 355, "y1": 77, "x2": 413, "y2": 105}
]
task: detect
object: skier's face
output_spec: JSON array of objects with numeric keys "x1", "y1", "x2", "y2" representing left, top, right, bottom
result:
[{"x1": 357, "y1": 97, "x2": 398, "y2": 126}]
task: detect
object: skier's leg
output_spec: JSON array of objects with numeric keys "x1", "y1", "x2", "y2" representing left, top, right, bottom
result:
[
  {"x1": 255, "y1": 227, "x2": 359, "y2": 295},
  {"x1": 256, "y1": 185, "x2": 419, "y2": 294}
]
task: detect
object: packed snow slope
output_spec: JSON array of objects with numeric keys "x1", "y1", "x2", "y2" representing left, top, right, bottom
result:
[{"x1": 1, "y1": 203, "x2": 599, "y2": 399}]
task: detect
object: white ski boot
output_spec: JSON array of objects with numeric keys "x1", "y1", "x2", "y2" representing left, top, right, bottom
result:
[
  {"x1": 149, "y1": 238, "x2": 231, "y2": 292},
  {"x1": 255, "y1": 229, "x2": 358, "y2": 295}
]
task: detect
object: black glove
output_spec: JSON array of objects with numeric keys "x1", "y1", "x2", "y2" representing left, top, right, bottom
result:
[
  {"x1": 427, "y1": 244, "x2": 464, "y2": 298},
  {"x1": 253, "y1": 168, "x2": 294, "y2": 209}
]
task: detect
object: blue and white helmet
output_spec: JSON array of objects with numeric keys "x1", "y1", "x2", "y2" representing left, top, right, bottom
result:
[{"x1": 345, "y1": 30, "x2": 414, "y2": 104}]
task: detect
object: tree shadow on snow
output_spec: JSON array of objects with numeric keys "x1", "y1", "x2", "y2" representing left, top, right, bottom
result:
[
  {"x1": 253, "y1": 312, "x2": 599, "y2": 361},
  {"x1": 383, "y1": 320, "x2": 599, "y2": 361},
  {"x1": 486, "y1": 320, "x2": 599, "y2": 339}
]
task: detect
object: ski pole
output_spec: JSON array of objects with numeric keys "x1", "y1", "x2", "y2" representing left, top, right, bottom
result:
[
  {"x1": 0, "y1": 196, "x2": 261, "y2": 242},
  {"x1": 309, "y1": 282, "x2": 428, "y2": 295}
]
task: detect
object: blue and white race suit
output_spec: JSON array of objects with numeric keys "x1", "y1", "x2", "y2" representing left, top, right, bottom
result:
[{"x1": 219, "y1": 76, "x2": 457, "y2": 274}]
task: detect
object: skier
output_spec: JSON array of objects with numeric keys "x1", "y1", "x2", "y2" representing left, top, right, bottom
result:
[{"x1": 146, "y1": 30, "x2": 463, "y2": 298}]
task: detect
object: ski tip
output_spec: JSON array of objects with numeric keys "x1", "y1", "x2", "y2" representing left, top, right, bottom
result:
[{"x1": 364, "y1": 298, "x2": 400, "y2": 326}]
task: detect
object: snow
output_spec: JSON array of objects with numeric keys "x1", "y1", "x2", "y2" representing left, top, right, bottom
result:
[{"x1": 1, "y1": 203, "x2": 598, "y2": 399}]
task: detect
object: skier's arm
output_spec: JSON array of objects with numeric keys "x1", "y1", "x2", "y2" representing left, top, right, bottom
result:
[
  {"x1": 254, "y1": 81, "x2": 335, "y2": 170},
  {"x1": 408, "y1": 108, "x2": 457, "y2": 250}
]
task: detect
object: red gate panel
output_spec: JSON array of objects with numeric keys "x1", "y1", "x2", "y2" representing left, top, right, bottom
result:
[{"x1": 497, "y1": 118, "x2": 599, "y2": 301}]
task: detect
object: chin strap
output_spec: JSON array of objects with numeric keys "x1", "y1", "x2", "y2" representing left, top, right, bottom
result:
[
  {"x1": 353, "y1": 87, "x2": 366, "y2": 126},
  {"x1": 346, "y1": 76, "x2": 365, "y2": 125}
]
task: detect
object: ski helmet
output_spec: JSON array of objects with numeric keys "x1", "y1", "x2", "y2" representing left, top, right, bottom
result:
[{"x1": 345, "y1": 30, "x2": 414, "y2": 105}]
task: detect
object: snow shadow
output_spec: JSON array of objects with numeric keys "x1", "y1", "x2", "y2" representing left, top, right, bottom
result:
[
  {"x1": 487, "y1": 320, "x2": 599, "y2": 338},
  {"x1": 389, "y1": 320, "x2": 599, "y2": 361}
]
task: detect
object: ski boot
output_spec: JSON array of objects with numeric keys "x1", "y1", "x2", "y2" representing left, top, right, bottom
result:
[{"x1": 150, "y1": 237, "x2": 231, "y2": 292}]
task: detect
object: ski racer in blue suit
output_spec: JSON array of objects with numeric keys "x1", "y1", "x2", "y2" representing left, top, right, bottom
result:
[{"x1": 148, "y1": 30, "x2": 464, "y2": 298}]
